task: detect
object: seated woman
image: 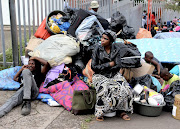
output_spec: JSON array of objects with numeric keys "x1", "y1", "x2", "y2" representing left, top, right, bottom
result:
[
  {"x1": 91, "y1": 30, "x2": 133, "y2": 121},
  {"x1": 0, "y1": 57, "x2": 50, "y2": 117}
]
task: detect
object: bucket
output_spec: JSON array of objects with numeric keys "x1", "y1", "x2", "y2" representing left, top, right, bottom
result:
[
  {"x1": 172, "y1": 94, "x2": 180, "y2": 120},
  {"x1": 134, "y1": 101, "x2": 166, "y2": 117},
  {"x1": 46, "y1": 10, "x2": 66, "y2": 35}
]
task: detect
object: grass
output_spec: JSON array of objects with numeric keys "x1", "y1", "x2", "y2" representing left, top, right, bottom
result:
[
  {"x1": 0, "y1": 35, "x2": 29, "y2": 70},
  {"x1": 81, "y1": 115, "x2": 95, "y2": 129}
]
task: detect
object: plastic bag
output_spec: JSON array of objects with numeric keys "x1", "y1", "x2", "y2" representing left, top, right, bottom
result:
[
  {"x1": 118, "y1": 25, "x2": 136, "y2": 39},
  {"x1": 75, "y1": 15, "x2": 104, "y2": 41},
  {"x1": 29, "y1": 35, "x2": 80, "y2": 67},
  {"x1": 170, "y1": 65, "x2": 180, "y2": 77},
  {"x1": 136, "y1": 28, "x2": 152, "y2": 39},
  {"x1": 110, "y1": 11, "x2": 127, "y2": 33},
  {"x1": 144, "y1": 86, "x2": 164, "y2": 106}
]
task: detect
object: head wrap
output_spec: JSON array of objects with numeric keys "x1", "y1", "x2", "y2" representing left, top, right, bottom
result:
[{"x1": 103, "y1": 30, "x2": 117, "y2": 43}]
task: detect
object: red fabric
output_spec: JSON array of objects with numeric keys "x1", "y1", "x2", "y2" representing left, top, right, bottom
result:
[
  {"x1": 34, "y1": 17, "x2": 51, "y2": 40},
  {"x1": 151, "y1": 14, "x2": 155, "y2": 20}
]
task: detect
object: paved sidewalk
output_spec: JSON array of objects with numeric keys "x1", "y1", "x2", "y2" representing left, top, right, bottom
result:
[
  {"x1": 0, "y1": 91, "x2": 92, "y2": 129},
  {"x1": 89, "y1": 111, "x2": 180, "y2": 129},
  {"x1": 1, "y1": 90, "x2": 180, "y2": 129}
]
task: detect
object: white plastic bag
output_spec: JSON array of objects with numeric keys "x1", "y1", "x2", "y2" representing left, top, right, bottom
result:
[
  {"x1": 29, "y1": 34, "x2": 80, "y2": 67},
  {"x1": 75, "y1": 15, "x2": 105, "y2": 41}
]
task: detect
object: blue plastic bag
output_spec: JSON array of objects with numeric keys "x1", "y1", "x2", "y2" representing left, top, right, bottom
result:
[
  {"x1": 150, "y1": 76, "x2": 162, "y2": 92},
  {"x1": 169, "y1": 65, "x2": 180, "y2": 76}
]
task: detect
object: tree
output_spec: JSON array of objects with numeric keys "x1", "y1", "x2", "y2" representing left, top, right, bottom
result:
[{"x1": 165, "y1": 0, "x2": 180, "y2": 12}]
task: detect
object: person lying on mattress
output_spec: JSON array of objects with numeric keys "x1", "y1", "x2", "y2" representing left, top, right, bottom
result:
[
  {"x1": 0, "y1": 57, "x2": 50, "y2": 118},
  {"x1": 160, "y1": 68, "x2": 180, "y2": 93},
  {"x1": 91, "y1": 30, "x2": 133, "y2": 121},
  {"x1": 144, "y1": 51, "x2": 163, "y2": 78}
]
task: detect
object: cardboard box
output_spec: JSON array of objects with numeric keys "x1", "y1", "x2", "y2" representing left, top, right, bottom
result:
[
  {"x1": 120, "y1": 68, "x2": 134, "y2": 82},
  {"x1": 131, "y1": 59, "x2": 155, "y2": 78},
  {"x1": 26, "y1": 36, "x2": 44, "y2": 51},
  {"x1": 172, "y1": 94, "x2": 180, "y2": 120}
]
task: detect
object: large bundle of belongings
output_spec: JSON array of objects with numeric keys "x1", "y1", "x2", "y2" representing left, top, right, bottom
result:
[{"x1": 2, "y1": 7, "x2": 180, "y2": 118}]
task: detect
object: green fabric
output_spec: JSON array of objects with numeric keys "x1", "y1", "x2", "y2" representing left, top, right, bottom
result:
[
  {"x1": 72, "y1": 89, "x2": 96, "y2": 110},
  {"x1": 162, "y1": 74, "x2": 180, "y2": 89}
]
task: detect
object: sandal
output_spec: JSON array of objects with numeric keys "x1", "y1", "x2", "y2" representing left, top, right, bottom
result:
[
  {"x1": 120, "y1": 112, "x2": 130, "y2": 121},
  {"x1": 96, "y1": 117, "x2": 104, "y2": 122}
]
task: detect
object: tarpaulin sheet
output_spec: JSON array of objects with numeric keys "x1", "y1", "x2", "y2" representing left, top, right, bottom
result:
[
  {"x1": 154, "y1": 32, "x2": 180, "y2": 39},
  {"x1": 116, "y1": 38, "x2": 180, "y2": 63}
]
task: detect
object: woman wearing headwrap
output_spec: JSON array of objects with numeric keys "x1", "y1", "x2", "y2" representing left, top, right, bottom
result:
[{"x1": 91, "y1": 30, "x2": 133, "y2": 121}]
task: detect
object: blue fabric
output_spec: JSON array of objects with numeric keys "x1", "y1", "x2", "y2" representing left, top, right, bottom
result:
[
  {"x1": 150, "y1": 76, "x2": 162, "y2": 92},
  {"x1": 124, "y1": 38, "x2": 180, "y2": 63},
  {"x1": 153, "y1": 32, "x2": 180, "y2": 39},
  {"x1": 58, "y1": 22, "x2": 70, "y2": 31},
  {"x1": 170, "y1": 65, "x2": 180, "y2": 76},
  {"x1": 37, "y1": 93, "x2": 55, "y2": 103},
  {"x1": 0, "y1": 66, "x2": 22, "y2": 90},
  {"x1": 167, "y1": 21, "x2": 170, "y2": 27}
]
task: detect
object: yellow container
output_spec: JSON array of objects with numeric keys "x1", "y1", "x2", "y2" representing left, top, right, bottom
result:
[
  {"x1": 154, "y1": 27, "x2": 159, "y2": 30},
  {"x1": 172, "y1": 94, "x2": 180, "y2": 120}
]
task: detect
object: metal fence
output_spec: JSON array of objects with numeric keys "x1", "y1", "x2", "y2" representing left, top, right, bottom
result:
[
  {"x1": 0, "y1": 0, "x2": 143, "y2": 67},
  {"x1": 0, "y1": 0, "x2": 65, "y2": 67},
  {"x1": 133, "y1": 0, "x2": 180, "y2": 23}
]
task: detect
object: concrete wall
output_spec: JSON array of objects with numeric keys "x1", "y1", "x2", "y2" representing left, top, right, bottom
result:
[
  {"x1": 111, "y1": 0, "x2": 142, "y2": 35},
  {"x1": 163, "y1": 9, "x2": 180, "y2": 22}
]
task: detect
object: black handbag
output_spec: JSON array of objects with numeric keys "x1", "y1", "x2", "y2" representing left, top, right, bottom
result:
[{"x1": 72, "y1": 89, "x2": 96, "y2": 115}]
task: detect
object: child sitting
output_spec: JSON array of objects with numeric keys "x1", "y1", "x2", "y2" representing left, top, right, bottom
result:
[{"x1": 160, "y1": 68, "x2": 180, "y2": 92}]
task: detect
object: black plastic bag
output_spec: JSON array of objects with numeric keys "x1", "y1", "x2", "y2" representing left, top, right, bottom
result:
[
  {"x1": 129, "y1": 74, "x2": 157, "y2": 91},
  {"x1": 62, "y1": 7, "x2": 79, "y2": 23},
  {"x1": 118, "y1": 25, "x2": 136, "y2": 39},
  {"x1": 110, "y1": 11, "x2": 127, "y2": 33},
  {"x1": 163, "y1": 80, "x2": 180, "y2": 111}
]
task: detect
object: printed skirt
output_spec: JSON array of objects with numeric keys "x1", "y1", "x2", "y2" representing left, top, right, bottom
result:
[{"x1": 92, "y1": 73, "x2": 133, "y2": 117}]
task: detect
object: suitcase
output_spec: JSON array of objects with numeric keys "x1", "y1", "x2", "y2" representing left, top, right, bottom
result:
[
  {"x1": 68, "y1": 9, "x2": 90, "y2": 37},
  {"x1": 34, "y1": 17, "x2": 51, "y2": 40},
  {"x1": 68, "y1": 9, "x2": 109, "y2": 37}
]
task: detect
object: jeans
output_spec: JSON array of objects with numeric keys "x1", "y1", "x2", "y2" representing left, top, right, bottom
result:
[{"x1": 0, "y1": 69, "x2": 39, "y2": 118}]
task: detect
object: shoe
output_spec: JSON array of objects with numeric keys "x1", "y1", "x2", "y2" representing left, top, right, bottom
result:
[
  {"x1": 120, "y1": 112, "x2": 130, "y2": 121},
  {"x1": 21, "y1": 101, "x2": 31, "y2": 116},
  {"x1": 96, "y1": 117, "x2": 104, "y2": 122}
]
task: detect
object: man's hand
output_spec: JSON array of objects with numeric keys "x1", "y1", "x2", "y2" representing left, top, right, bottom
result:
[
  {"x1": 22, "y1": 65, "x2": 29, "y2": 70},
  {"x1": 30, "y1": 56, "x2": 36, "y2": 60}
]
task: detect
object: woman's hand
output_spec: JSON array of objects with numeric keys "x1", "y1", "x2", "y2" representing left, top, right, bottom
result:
[{"x1": 110, "y1": 61, "x2": 115, "y2": 67}]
